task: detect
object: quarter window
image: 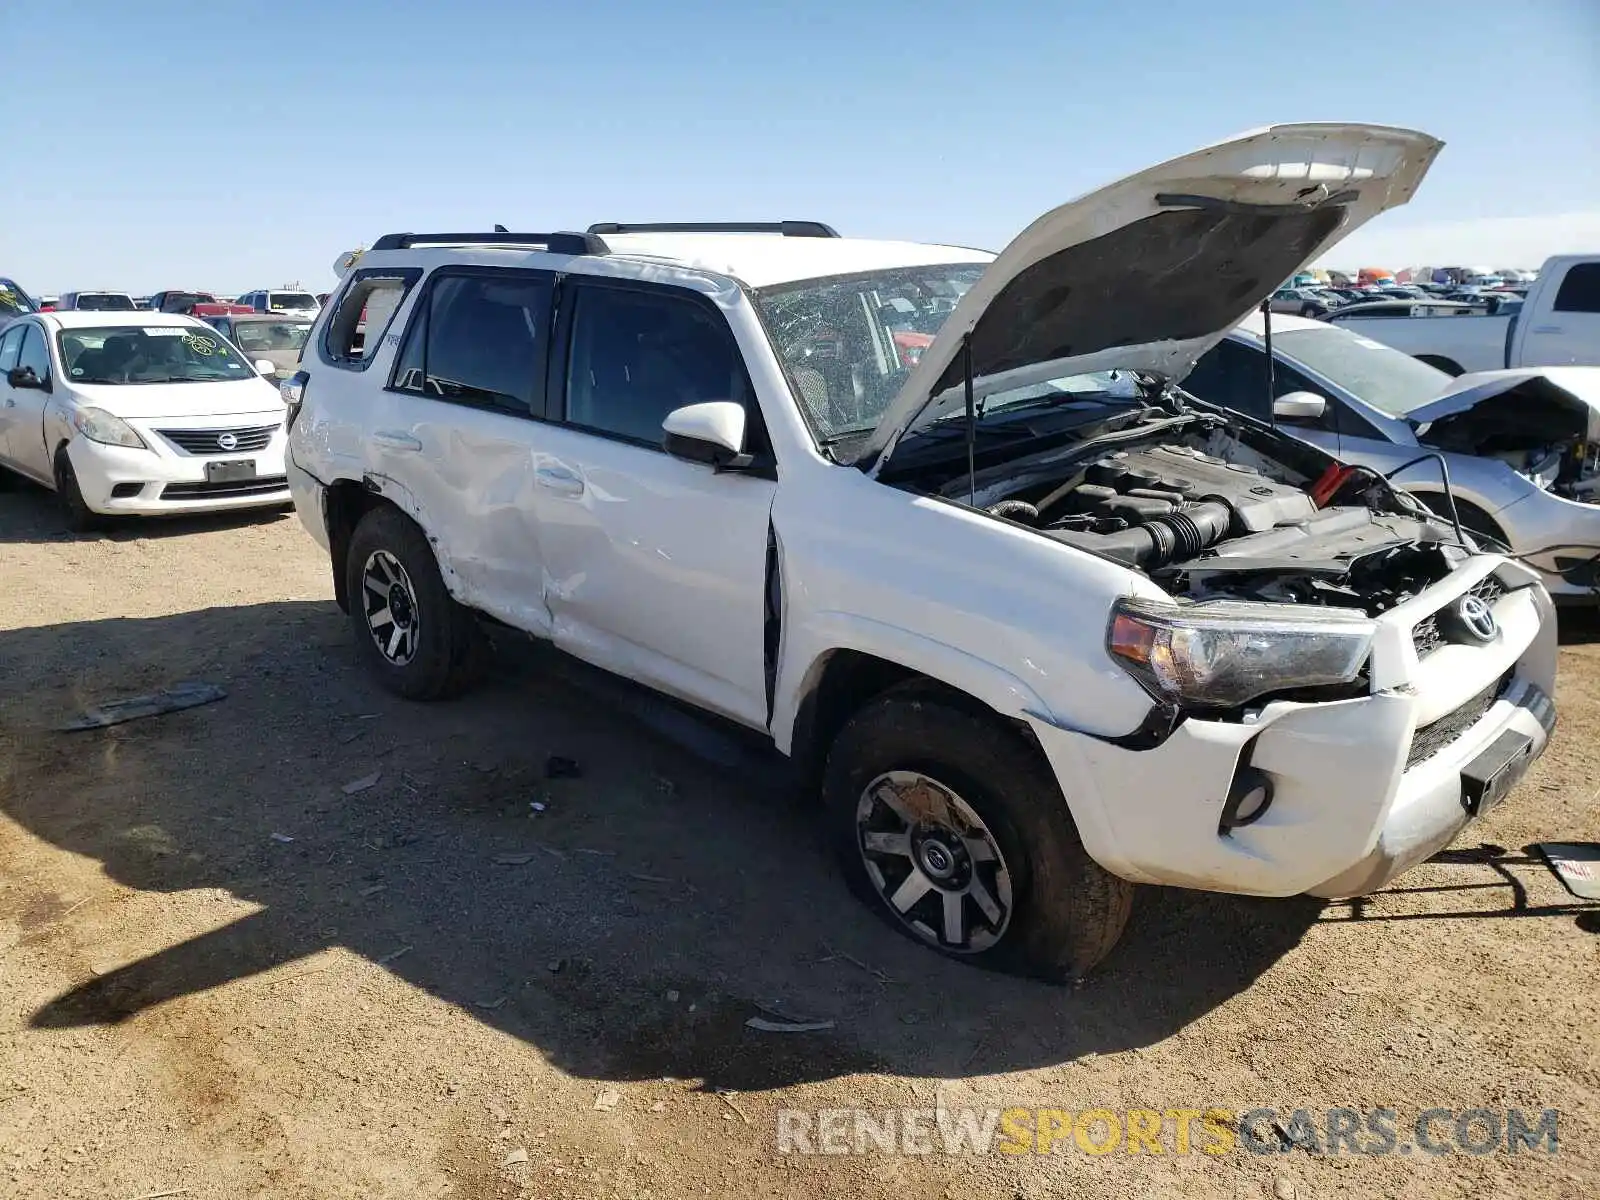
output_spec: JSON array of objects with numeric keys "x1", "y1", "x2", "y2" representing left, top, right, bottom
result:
[
  {"x1": 392, "y1": 270, "x2": 550, "y2": 414},
  {"x1": 563, "y1": 285, "x2": 747, "y2": 447},
  {"x1": 1552, "y1": 263, "x2": 1600, "y2": 314},
  {"x1": 321, "y1": 268, "x2": 421, "y2": 369}
]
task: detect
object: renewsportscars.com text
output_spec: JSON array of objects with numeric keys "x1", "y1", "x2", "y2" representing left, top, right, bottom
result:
[{"x1": 775, "y1": 1107, "x2": 1560, "y2": 1157}]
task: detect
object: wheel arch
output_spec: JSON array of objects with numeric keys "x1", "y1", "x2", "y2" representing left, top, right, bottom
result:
[
  {"x1": 779, "y1": 633, "x2": 1051, "y2": 785},
  {"x1": 324, "y1": 475, "x2": 462, "y2": 613},
  {"x1": 1407, "y1": 489, "x2": 1512, "y2": 549}
]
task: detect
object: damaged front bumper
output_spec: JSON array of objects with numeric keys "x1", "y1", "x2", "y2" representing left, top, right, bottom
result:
[{"x1": 1029, "y1": 558, "x2": 1558, "y2": 897}]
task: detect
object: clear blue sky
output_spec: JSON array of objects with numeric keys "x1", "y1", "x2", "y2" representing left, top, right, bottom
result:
[{"x1": 4, "y1": 0, "x2": 1596, "y2": 294}]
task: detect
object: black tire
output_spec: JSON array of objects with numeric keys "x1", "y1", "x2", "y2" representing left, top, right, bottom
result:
[
  {"x1": 344, "y1": 505, "x2": 487, "y2": 700},
  {"x1": 53, "y1": 446, "x2": 102, "y2": 532},
  {"x1": 823, "y1": 686, "x2": 1133, "y2": 982}
]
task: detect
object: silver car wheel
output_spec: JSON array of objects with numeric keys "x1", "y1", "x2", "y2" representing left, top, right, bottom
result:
[
  {"x1": 855, "y1": 770, "x2": 1014, "y2": 953},
  {"x1": 361, "y1": 550, "x2": 420, "y2": 666}
]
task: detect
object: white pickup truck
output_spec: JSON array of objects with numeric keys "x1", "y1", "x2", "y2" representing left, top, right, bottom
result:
[{"x1": 1325, "y1": 254, "x2": 1600, "y2": 375}]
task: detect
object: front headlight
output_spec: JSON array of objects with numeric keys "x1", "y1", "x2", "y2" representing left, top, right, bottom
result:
[
  {"x1": 72, "y1": 407, "x2": 147, "y2": 449},
  {"x1": 1107, "y1": 597, "x2": 1374, "y2": 709}
]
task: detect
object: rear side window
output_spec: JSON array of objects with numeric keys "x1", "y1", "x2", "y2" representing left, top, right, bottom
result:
[
  {"x1": 320, "y1": 267, "x2": 421, "y2": 369},
  {"x1": 1552, "y1": 263, "x2": 1600, "y2": 314},
  {"x1": 390, "y1": 269, "x2": 551, "y2": 415},
  {"x1": 562, "y1": 283, "x2": 748, "y2": 447}
]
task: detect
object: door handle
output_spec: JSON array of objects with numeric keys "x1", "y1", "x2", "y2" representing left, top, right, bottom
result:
[
  {"x1": 1530, "y1": 325, "x2": 1563, "y2": 335},
  {"x1": 535, "y1": 465, "x2": 585, "y2": 497},
  {"x1": 371, "y1": 430, "x2": 422, "y2": 452}
]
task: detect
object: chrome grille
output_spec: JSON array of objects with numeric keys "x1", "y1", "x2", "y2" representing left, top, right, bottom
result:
[
  {"x1": 156, "y1": 424, "x2": 278, "y2": 455},
  {"x1": 1411, "y1": 575, "x2": 1508, "y2": 660}
]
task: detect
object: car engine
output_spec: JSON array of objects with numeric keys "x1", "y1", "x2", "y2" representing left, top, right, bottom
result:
[{"x1": 944, "y1": 431, "x2": 1470, "y2": 615}]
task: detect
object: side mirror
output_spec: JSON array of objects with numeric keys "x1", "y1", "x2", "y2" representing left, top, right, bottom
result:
[
  {"x1": 7, "y1": 365, "x2": 48, "y2": 391},
  {"x1": 1273, "y1": 390, "x2": 1326, "y2": 420},
  {"x1": 254, "y1": 359, "x2": 279, "y2": 377},
  {"x1": 662, "y1": 401, "x2": 751, "y2": 469}
]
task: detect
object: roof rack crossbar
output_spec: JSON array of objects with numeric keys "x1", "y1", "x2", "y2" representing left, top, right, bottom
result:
[
  {"x1": 368, "y1": 231, "x2": 608, "y2": 256},
  {"x1": 585, "y1": 221, "x2": 840, "y2": 239}
]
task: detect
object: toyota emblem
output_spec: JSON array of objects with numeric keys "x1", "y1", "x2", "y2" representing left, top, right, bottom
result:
[
  {"x1": 1453, "y1": 594, "x2": 1499, "y2": 644},
  {"x1": 217, "y1": 432, "x2": 239, "y2": 451}
]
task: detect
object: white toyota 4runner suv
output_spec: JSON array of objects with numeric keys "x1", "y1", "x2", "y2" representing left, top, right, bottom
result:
[{"x1": 285, "y1": 124, "x2": 1558, "y2": 980}]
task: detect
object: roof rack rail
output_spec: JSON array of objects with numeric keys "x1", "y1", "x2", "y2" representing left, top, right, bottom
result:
[
  {"x1": 368, "y1": 231, "x2": 608, "y2": 255},
  {"x1": 585, "y1": 221, "x2": 840, "y2": 239}
]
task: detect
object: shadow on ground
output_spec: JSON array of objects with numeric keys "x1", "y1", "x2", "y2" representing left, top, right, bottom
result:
[
  {"x1": 0, "y1": 471, "x2": 293, "y2": 545},
  {"x1": 1, "y1": 601, "x2": 1324, "y2": 1091}
]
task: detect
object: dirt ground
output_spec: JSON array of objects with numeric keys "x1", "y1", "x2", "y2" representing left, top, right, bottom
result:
[{"x1": 0, "y1": 481, "x2": 1596, "y2": 1200}]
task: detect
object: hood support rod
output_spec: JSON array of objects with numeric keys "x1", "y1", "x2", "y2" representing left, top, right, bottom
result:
[{"x1": 963, "y1": 334, "x2": 977, "y2": 507}]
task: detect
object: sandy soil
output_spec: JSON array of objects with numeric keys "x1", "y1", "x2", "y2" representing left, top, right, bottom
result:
[{"x1": 0, "y1": 480, "x2": 1596, "y2": 1200}]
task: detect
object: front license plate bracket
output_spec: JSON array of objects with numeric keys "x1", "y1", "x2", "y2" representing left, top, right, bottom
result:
[{"x1": 1460, "y1": 730, "x2": 1534, "y2": 817}]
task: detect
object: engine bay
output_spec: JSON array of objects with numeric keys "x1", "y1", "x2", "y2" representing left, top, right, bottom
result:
[{"x1": 913, "y1": 413, "x2": 1471, "y2": 614}]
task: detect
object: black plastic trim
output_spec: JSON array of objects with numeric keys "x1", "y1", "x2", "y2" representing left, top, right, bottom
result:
[
  {"x1": 586, "y1": 221, "x2": 839, "y2": 239},
  {"x1": 370, "y1": 231, "x2": 607, "y2": 256}
]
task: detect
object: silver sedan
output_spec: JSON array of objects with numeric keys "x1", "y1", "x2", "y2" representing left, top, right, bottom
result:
[{"x1": 1182, "y1": 313, "x2": 1600, "y2": 602}]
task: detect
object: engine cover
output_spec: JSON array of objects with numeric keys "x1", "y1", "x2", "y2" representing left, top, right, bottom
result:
[{"x1": 1066, "y1": 444, "x2": 1315, "y2": 531}]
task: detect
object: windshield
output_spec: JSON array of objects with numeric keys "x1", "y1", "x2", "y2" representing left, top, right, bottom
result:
[
  {"x1": 231, "y1": 320, "x2": 312, "y2": 353},
  {"x1": 754, "y1": 264, "x2": 987, "y2": 441},
  {"x1": 1273, "y1": 327, "x2": 1451, "y2": 416},
  {"x1": 75, "y1": 293, "x2": 136, "y2": 311},
  {"x1": 159, "y1": 292, "x2": 215, "y2": 313},
  {"x1": 0, "y1": 279, "x2": 35, "y2": 317},
  {"x1": 268, "y1": 292, "x2": 318, "y2": 311},
  {"x1": 58, "y1": 326, "x2": 256, "y2": 384}
]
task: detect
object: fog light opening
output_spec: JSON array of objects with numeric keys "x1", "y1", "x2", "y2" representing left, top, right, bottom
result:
[
  {"x1": 1220, "y1": 766, "x2": 1274, "y2": 832},
  {"x1": 110, "y1": 482, "x2": 145, "y2": 499}
]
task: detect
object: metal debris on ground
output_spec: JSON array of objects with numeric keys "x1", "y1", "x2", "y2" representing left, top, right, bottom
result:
[
  {"x1": 270, "y1": 832, "x2": 295, "y2": 844},
  {"x1": 492, "y1": 853, "x2": 537, "y2": 866},
  {"x1": 59, "y1": 681, "x2": 226, "y2": 731},
  {"x1": 818, "y1": 940, "x2": 896, "y2": 984},
  {"x1": 501, "y1": 1147, "x2": 528, "y2": 1168},
  {"x1": 341, "y1": 771, "x2": 382, "y2": 795},
  {"x1": 544, "y1": 755, "x2": 582, "y2": 779},
  {"x1": 529, "y1": 801, "x2": 547, "y2": 813},
  {"x1": 745, "y1": 1016, "x2": 836, "y2": 1033},
  {"x1": 376, "y1": 945, "x2": 413, "y2": 966},
  {"x1": 475, "y1": 995, "x2": 509, "y2": 1010},
  {"x1": 1536, "y1": 842, "x2": 1600, "y2": 900},
  {"x1": 653, "y1": 775, "x2": 677, "y2": 798},
  {"x1": 547, "y1": 959, "x2": 565, "y2": 973},
  {"x1": 715, "y1": 1091, "x2": 750, "y2": 1124},
  {"x1": 358, "y1": 884, "x2": 386, "y2": 897},
  {"x1": 592, "y1": 1089, "x2": 621, "y2": 1112}
]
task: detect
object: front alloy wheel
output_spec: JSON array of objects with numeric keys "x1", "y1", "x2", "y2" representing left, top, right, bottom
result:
[
  {"x1": 856, "y1": 770, "x2": 1014, "y2": 953},
  {"x1": 360, "y1": 549, "x2": 420, "y2": 665}
]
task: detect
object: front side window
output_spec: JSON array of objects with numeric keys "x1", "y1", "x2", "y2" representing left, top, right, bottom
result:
[
  {"x1": 563, "y1": 284, "x2": 747, "y2": 447},
  {"x1": 754, "y1": 264, "x2": 986, "y2": 443},
  {"x1": 392, "y1": 271, "x2": 550, "y2": 414},
  {"x1": 56, "y1": 325, "x2": 253, "y2": 384},
  {"x1": 0, "y1": 324, "x2": 24, "y2": 372},
  {"x1": 18, "y1": 324, "x2": 52, "y2": 382}
]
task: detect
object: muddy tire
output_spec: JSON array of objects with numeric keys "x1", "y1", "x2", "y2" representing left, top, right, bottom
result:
[
  {"x1": 344, "y1": 505, "x2": 486, "y2": 700},
  {"x1": 823, "y1": 686, "x2": 1133, "y2": 981},
  {"x1": 53, "y1": 447, "x2": 101, "y2": 532}
]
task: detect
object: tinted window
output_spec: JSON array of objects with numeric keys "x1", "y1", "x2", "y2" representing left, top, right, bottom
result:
[
  {"x1": 0, "y1": 279, "x2": 33, "y2": 318},
  {"x1": 393, "y1": 271, "x2": 549, "y2": 413},
  {"x1": 322, "y1": 268, "x2": 420, "y2": 369},
  {"x1": 1552, "y1": 263, "x2": 1600, "y2": 313},
  {"x1": 564, "y1": 285, "x2": 747, "y2": 447},
  {"x1": 1182, "y1": 339, "x2": 1270, "y2": 420},
  {"x1": 0, "y1": 325, "x2": 24, "y2": 372},
  {"x1": 17, "y1": 325, "x2": 51, "y2": 381},
  {"x1": 74, "y1": 293, "x2": 136, "y2": 311}
]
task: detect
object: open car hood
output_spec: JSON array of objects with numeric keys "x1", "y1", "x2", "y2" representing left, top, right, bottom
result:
[
  {"x1": 1406, "y1": 367, "x2": 1600, "y2": 442},
  {"x1": 861, "y1": 123, "x2": 1443, "y2": 470}
]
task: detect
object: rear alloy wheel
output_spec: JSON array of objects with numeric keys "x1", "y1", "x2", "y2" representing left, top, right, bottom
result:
[
  {"x1": 344, "y1": 506, "x2": 486, "y2": 700},
  {"x1": 360, "y1": 550, "x2": 421, "y2": 667}
]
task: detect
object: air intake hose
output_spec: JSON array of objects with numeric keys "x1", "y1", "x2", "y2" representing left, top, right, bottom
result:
[{"x1": 1052, "y1": 499, "x2": 1234, "y2": 568}]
